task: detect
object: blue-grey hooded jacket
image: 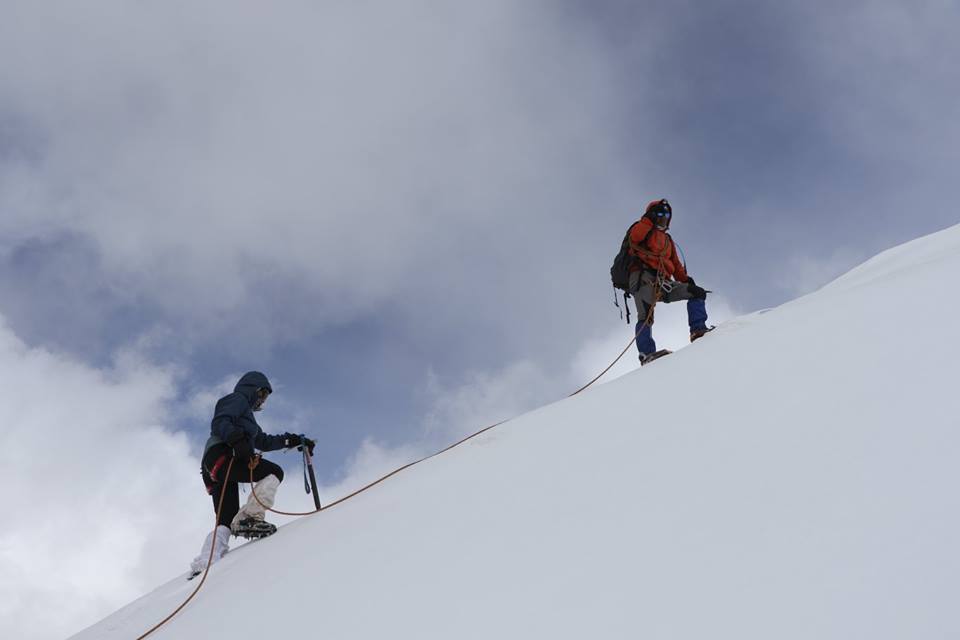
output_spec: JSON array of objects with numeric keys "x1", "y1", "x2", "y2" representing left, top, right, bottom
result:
[{"x1": 203, "y1": 371, "x2": 290, "y2": 456}]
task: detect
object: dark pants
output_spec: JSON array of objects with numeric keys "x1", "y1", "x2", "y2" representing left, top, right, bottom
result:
[{"x1": 202, "y1": 445, "x2": 284, "y2": 527}]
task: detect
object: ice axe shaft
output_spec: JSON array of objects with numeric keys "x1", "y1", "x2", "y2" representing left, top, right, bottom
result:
[{"x1": 304, "y1": 446, "x2": 322, "y2": 511}]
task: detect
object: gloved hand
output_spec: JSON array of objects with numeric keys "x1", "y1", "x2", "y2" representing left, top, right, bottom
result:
[
  {"x1": 282, "y1": 433, "x2": 316, "y2": 456},
  {"x1": 226, "y1": 432, "x2": 253, "y2": 461},
  {"x1": 686, "y1": 276, "x2": 707, "y2": 299},
  {"x1": 299, "y1": 437, "x2": 316, "y2": 456}
]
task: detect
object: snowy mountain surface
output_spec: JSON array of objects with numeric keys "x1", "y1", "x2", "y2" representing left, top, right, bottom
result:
[{"x1": 72, "y1": 226, "x2": 960, "y2": 639}]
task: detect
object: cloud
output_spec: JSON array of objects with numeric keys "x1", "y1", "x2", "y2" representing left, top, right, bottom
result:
[
  {"x1": 418, "y1": 291, "x2": 742, "y2": 449},
  {"x1": 0, "y1": 0, "x2": 635, "y2": 359},
  {"x1": 303, "y1": 359, "x2": 568, "y2": 507},
  {"x1": 797, "y1": 2, "x2": 960, "y2": 168},
  {"x1": 309, "y1": 360, "x2": 568, "y2": 510},
  {"x1": 776, "y1": 247, "x2": 867, "y2": 298},
  {"x1": 318, "y1": 438, "x2": 428, "y2": 507},
  {"x1": 2, "y1": 0, "x2": 957, "y2": 363},
  {"x1": 422, "y1": 360, "x2": 560, "y2": 441},
  {"x1": 182, "y1": 373, "x2": 238, "y2": 424},
  {"x1": 0, "y1": 316, "x2": 209, "y2": 640}
]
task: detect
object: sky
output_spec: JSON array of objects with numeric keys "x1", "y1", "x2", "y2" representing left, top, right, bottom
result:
[{"x1": 1, "y1": 1, "x2": 958, "y2": 638}]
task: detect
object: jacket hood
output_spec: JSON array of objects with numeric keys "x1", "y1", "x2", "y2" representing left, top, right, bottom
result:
[{"x1": 234, "y1": 371, "x2": 272, "y2": 403}]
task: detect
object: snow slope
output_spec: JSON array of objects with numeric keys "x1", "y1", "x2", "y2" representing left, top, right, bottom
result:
[{"x1": 72, "y1": 225, "x2": 960, "y2": 639}]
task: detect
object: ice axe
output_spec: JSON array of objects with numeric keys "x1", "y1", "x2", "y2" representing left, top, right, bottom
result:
[{"x1": 299, "y1": 434, "x2": 322, "y2": 511}]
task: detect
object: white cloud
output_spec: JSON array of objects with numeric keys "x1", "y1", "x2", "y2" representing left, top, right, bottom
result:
[
  {"x1": 183, "y1": 373, "x2": 238, "y2": 424},
  {"x1": 300, "y1": 359, "x2": 567, "y2": 509},
  {"x1": 0, "y1": 316, "x2": 209, "y2": 640},
  {"x1": 0, "y1": 1, "x2": 635, "y2": 352},
  {"x1": 778, "y1": 248, "x2": 866, "y2": 298},
  {"x1": 423, "y1": 360, "x2": 559, "y2": 441},
  {"x1": 309, "y1": 360, "x2": 568, "y2": 511},
  {"x1": 318, "y1": 438, "x2": 428, "y2": 508}
]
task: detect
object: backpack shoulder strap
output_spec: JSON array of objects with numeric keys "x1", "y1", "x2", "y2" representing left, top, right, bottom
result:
[{"x1": 627, "y1": 218, "x2": 653, "y2": 251}]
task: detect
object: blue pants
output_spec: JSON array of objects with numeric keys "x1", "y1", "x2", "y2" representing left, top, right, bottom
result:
[{"x1": 630, "y1": 270, "x2": 708, "y2": 356}]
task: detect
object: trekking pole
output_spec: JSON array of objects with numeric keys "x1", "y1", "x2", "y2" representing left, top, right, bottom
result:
[{"x1": 301, "y1": 434, "x2": 322, "y2": 510}]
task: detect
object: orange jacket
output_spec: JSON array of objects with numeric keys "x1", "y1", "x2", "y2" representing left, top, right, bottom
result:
[{"x1": 627, "y1": 217, "x2": 688, "y2": 282}]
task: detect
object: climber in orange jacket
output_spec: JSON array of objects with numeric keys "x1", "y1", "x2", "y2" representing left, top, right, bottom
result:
[{"x1": 628, "y1": 199, "x2": 711, "y2": 364}]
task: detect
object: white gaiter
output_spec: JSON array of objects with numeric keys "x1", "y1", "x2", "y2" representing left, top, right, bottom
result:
[
  {"x1": 190, "y1": 524, "x2": 232, "y2": 574},
  {"x1": 230, "y1": 473, "x2": 281, "y2": 530}
]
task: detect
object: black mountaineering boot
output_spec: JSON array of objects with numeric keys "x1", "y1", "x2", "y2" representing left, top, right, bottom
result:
[
  {"x1": 232, "y1": 517, "x2": 277, "y2": 539},
  {"x1": 640, "y1": 349, "x2": 672, "y2": 365},
  {"x1": 690, "y1": 326, "x2": 715, "y2": 342}
]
